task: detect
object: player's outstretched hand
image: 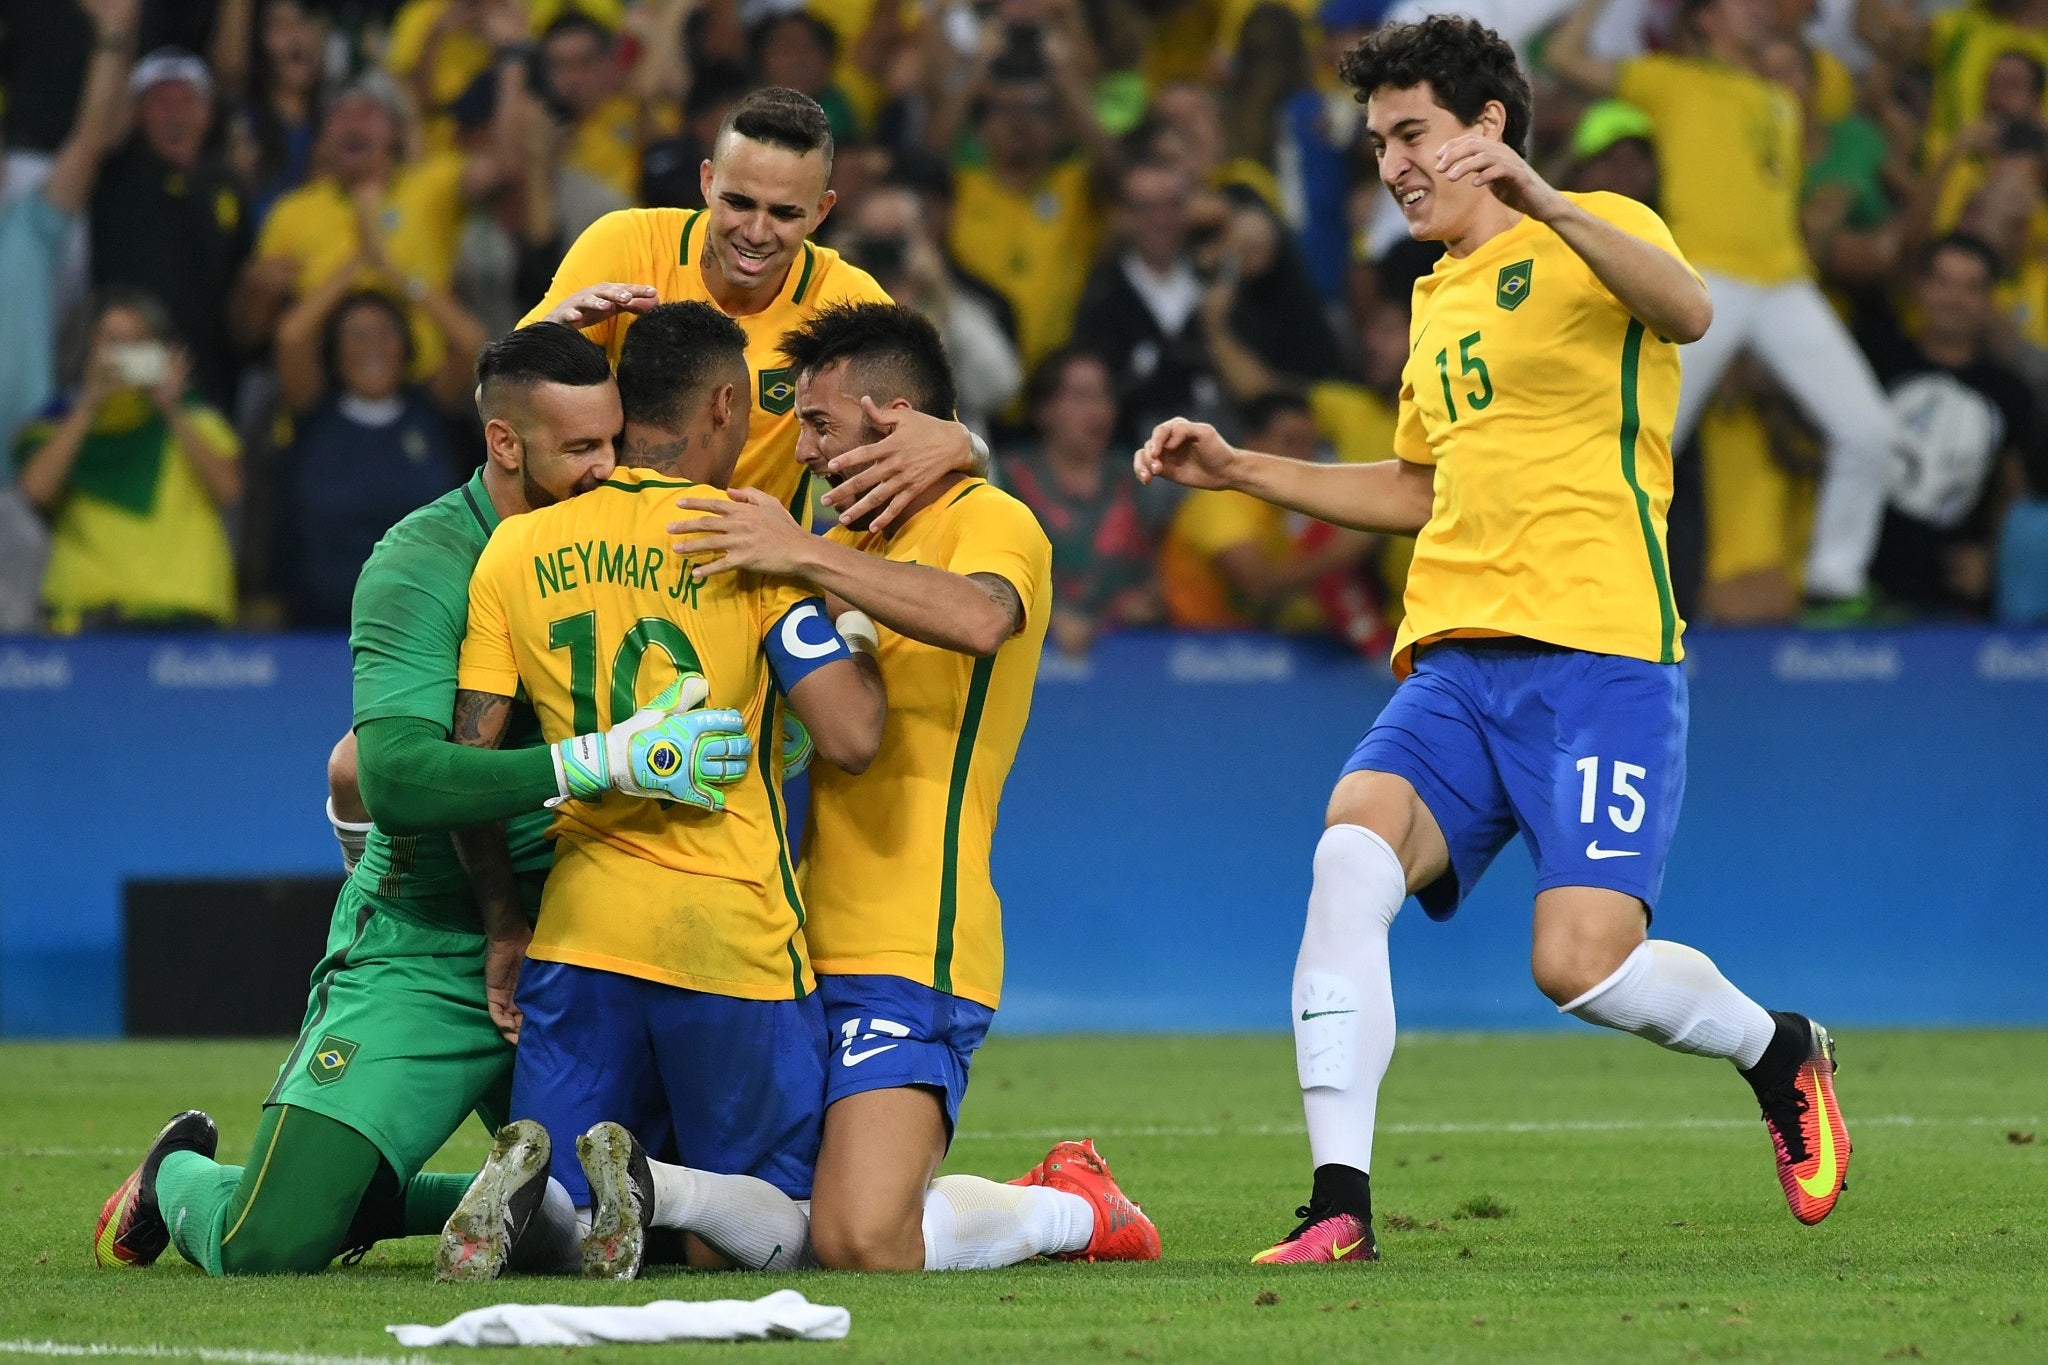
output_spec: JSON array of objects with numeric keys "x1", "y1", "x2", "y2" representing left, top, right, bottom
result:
[
  {"x1": 1134, "y1": 418, "x2": 1242, "y2": 490},
  {"x1": 671, "y1": 486, "x2": 814, "y2": 578},
  {"x1": 1435, "y1": 135, "x2": 1569, "y2": 223},
  {"x1": 819, "y1": 398, "x2": 973, "y2": 532},
  {"x1": 484, "y1": 925, "x2": 528, "y2": 1045},
  {"x1": 544, "y1": 283, "x2": 658, "y2": 330}
]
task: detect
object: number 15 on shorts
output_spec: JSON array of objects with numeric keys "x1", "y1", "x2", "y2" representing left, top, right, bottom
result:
[{"x1": 1575, "y1": 756, "x2": 1646, "y2": 838}]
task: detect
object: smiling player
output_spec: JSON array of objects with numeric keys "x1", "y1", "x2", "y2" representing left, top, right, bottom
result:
[{"x1": 1134, "y1": 16, "x2": 1850, "y2": 1264}]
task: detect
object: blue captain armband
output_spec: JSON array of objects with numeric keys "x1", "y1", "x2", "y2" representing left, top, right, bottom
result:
[{"x1": 765, "y1": 597, "x2": 853, "y2": 692}]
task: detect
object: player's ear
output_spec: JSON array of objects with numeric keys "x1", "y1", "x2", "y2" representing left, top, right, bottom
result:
[
  {"x1": 711, "y1": 381, "x2": 735, "y2": 429},
  {"x1": 1477, "y1": 99, "x2": 1507, "y2": 142},
  {"x1": 813, "y1": 187, "x2": 837, "y2": 232},
  {"x1": 482, "y1": 416, "x2": 523, "y2": 474},
  {"x1": 698, "y1": 158, "x2": 714, "y2": 204}
]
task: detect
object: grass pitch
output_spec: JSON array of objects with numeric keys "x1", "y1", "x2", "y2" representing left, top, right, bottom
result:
[{"x1": 2, "y1": 1030, "x2": 2043, "y2": 1363}]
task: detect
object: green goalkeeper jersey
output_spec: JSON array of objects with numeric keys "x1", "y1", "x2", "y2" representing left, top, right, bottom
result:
[{"x1": 348, "y1": 467, "x2": 554, "y2": 928}]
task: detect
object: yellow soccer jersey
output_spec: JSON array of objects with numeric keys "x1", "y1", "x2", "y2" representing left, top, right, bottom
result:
[
  {"x1": 458, "y1": 467, "x2": 828, "y2": 1001},
  {"x1": 1389, "y1": 191, "x2": 1692, "y2": 679},
  {"x1": 523, "y1": 209, "x2": 891, "y2": 513},
  {"x1": 800, "y1": 479, "x2": 1052, "y2": 1010},
  {"x1": 1615, "y1": 53, "x2": 1805, "y2": 284}
]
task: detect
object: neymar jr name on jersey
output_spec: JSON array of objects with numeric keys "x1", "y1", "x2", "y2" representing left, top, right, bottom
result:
[{"x1": 530, "y1": 538, "x2": 704, "y2": 609}]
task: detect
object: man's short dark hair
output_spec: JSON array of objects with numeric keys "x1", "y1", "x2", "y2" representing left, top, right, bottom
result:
[
  {"x1": 617, "y1": 301, "x2": 750, "y2": 431},
  {"x1": 1338, "y1": 15, "x2": 1533, "y2": 156},
  {"x1": 1923, "y1": 230, "x2": 2004, "y2": 283},
  {"x1": 778, "y1": 302, "x2": 958, "y2": 420},
  {"x1": 715, "y1": 86, "x2": 834, "y2": 170},
  {"x1": 475, "y1": 322, "x2": 612, "y2": 415},
  {"x1": 1241, "y1": 390, "x2": 1313, "y2": 437},
  {"x1": 541, "y1": 12, "x2": 613, "y2": 47}
]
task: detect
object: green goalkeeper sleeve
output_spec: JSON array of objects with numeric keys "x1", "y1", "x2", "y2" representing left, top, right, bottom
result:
[{"x1": 353, "y1": 715, "x2": 559, "y2": 835}]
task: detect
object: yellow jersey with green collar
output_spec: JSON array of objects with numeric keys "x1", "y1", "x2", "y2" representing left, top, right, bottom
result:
[
  {"x1": 799, "y1": 478, "x2": 1052, "y2": 1010},
  {"x1": 523, "y1": 208, "x2": 892, "y2": 513},
  {"x1": 458, "y1": 466, "x2": 838, "y2": 1001},
  {"x1": 1390, "y1": 191, "x2": 1692, "y2": 679}
]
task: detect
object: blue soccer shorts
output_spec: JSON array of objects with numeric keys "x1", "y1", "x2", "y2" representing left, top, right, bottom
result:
[
  {"x1": 510, "y1": 959, "x2": 828, "y2": 1203},
  {"x1": 1342, "y1": 639, "x2": 1688, "y2": 920},
  {"x1": 817, "y1": 974, "x2": 995, "y2": 1139}
]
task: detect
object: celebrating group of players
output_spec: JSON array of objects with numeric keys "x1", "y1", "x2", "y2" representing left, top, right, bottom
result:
[{"x1": 94, "y1": 9, "x2": 1851, "y2": 1284}]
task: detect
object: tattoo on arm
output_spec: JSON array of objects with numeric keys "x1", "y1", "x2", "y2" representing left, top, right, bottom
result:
[
  {"x1": 968, "y1": 572, "x2": 1024, "y2": 638},
  {"x1": 452, "y1": 689, "x2": 514, "y2": 749}
]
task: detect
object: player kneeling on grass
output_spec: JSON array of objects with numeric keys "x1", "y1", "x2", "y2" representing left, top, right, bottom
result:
[
  {"x1": 1134, "y1": 16, "x2": 1849, "y2": 1266},
  {"x1": 433, "y1": 301, "x2": 888, "y2": 1280},
  {"x1": 644, "y1": 302, "x2": 1156, "y2": 1272},
  {"x1": 93, "y1": 324, "x2": 756, "y2": 1275}
]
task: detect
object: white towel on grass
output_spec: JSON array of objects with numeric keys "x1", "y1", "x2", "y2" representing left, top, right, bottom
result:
[{"x1": 386, "y1": 1290, "x2": 849, "y2": 1346}]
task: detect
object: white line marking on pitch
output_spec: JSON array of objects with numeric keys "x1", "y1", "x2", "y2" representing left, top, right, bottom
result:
[
  {"x1": 5, "y1": 1114, "x2": 2035, "y2": 1160},
  {"x1": 0, "y1": 1343, "x2": 430, "y2": 1365},
  {"x1": 950, "y1": 1113, "x2": 2041, "y2": 1142}
]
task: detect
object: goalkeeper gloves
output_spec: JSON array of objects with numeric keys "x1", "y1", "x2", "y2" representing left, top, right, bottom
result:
[{"x1": 549, "y1": 674, "x2": 753, "y2": 811}]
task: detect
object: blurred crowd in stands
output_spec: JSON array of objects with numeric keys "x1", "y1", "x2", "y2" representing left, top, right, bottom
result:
[{"x1": 5, "y1": 0, "x2": 2048, "y2": 650}]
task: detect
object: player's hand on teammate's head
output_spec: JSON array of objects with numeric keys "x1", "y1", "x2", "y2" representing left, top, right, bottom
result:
[
  {"x1": 819, "y1": 399, "x2": 973, "y2": 533},
  {"x1": 1134, "y1": 418, "x2": 1240, "y2": 490},
  {"x1": 671, "y1": 487, "x2": 812, "y2": 579},
  {"x1": 544, "y1": 283, "x2": 660, "y2": 330}
]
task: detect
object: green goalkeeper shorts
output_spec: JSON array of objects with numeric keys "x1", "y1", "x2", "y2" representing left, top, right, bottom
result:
[{"x1": 264, "y1": 876, "x2": 541, "y2": 1181}]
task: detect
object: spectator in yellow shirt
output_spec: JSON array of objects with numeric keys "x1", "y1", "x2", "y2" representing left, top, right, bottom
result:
[
  {"x1": 14, "y1": 289, "x2": 241, "y2": 632},
  {"x1": 237, "y1": 81, "x2": 514, "y2": 382},
  {"x1": 929, "y1": 22, "x2": 1118, "y2": 370},
  {"x1": 537, "y1": 12, "x2": 645, "y2": 203}
]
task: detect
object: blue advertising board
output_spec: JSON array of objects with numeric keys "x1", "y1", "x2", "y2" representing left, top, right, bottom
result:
[{"x1": 1, "y1": 628, "x2": 2044, "y2": 1037}]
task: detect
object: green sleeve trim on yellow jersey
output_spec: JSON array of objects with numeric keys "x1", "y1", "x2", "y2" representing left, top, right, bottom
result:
[
  {"x1": 944, "y1": 480, "x2": 982, "y2": 508},
  {"x1": 678, "y1": 210, "x2": 702, "y2": 265},
  {"x1": 792, "y1": 242, "x2": 816, "y2": 304},
  {"x1": 755, "y1": 692, "x2": 808, "y2": 999},
  {"x1": 1617, "y1": 319, "x2": 1678, "y2": 663},
  {"x1": 933, "y1": 654, "x2": 996, "y2": 995}
]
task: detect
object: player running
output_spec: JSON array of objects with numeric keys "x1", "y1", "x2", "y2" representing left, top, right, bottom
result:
[
  {"x1": 93, "y1": 325, "x2": 753, "y2": 1276},
  {"x1": 1133, "y1": 16, "x2": 1850, "y2": 1265},
  {"x1": 438, "y1": 301, "x2": 886, "y2": 1280},
  {"x1": 550, "y1": 303, "x2": 1159, "y2": 1275},
  {"x1": 524, "y1": 85, "x2": 982, "y2": 530}
]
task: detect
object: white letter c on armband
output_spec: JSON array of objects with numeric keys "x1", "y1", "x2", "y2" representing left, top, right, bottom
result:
[{"x1": 779, "y1": 603, "x2": 839, "y2": 660}]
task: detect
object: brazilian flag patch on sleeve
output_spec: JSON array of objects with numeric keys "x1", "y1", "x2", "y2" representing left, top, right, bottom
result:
[{"x1": 307, "y1": 1035, "x2": 359, "y2": 1086}]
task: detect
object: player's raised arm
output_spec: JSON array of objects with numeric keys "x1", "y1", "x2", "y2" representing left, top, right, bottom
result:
[
  {"x1": 1135, "y1": 419, "x2": 1437, "y2": 536},
  {"x1": 1433, "y1": 132, "x2": 1712, "y2": 345},
  {"x1": 675, "y1": 487, "x2": 1021, "y2": 657}
]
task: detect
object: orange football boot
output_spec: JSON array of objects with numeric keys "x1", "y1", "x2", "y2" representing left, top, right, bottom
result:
[
  {"x1": 1022, "y1": 1139, "x2": 1161, "y2": 1262},
  {"x1": 93, "y1": 1110, "x2": 217, "y2": 1268},
  {"x1": 1752, "y1": 1012, "x2": 1851, "y2": 1225}
]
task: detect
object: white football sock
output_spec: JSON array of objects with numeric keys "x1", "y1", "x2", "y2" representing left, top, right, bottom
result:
[
  {"x1": 327, "y1": 797, "x2": 372, "y2": 874},
  {"x1": 646, "y1": 1160, "x2": 813, "y2": 1271},
  {"x1": 1294, "y1": 823, "x2": 1404, "y2": 1176},
  {"x1": 920, "y1": 1175, "x2": 1093, "y2": 1271},
  {"x1": 507, "y1": 1177, "x2": 580, "y2": 1274},
  {"x1": 1561, "y1": 940, "x2": 1777, "y2": 1069}
]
